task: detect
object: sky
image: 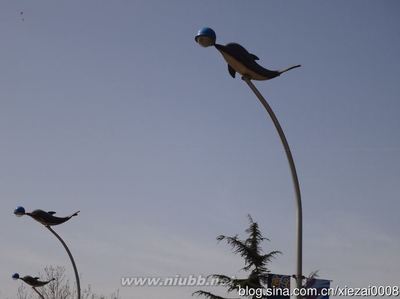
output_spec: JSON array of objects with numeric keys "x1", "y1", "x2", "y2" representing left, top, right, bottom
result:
[{"x1": 1, "y1": 1, "x2": 400, "y2": 298}]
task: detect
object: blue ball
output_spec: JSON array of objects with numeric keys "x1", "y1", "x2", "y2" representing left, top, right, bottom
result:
[
  {"x1": 14, "y1": 206, "x2": 25, "y2": 217},
  {"x1": 195, "y1": 27, "x2": 216, "y2": 47},
  {"x1": 12, "y1": 273, "x2": 20, "y2": 280}
]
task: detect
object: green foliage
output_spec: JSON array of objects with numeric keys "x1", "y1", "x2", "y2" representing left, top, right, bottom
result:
[{"x1": 193, "y1": 215, "x2": 281, "y2": 299}]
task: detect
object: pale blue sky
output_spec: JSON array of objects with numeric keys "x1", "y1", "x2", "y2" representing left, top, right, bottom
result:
[{"x1": 1, "y1": 1, "x2": 399, "y2": 298}]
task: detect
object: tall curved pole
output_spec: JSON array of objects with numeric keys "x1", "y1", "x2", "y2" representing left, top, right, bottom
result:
[
  {"x1": 46, "y1": 226, "x2": 81, "y2": 299},
  {"x1": 32, "y1": 287, "x2": 45, "y2": 299},
  {"x1": 242, "y1": 76, "x2": 303, "y2": 294}
]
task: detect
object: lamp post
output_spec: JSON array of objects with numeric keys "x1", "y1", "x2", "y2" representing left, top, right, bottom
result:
[
  {"x1": 12, "y1": 272, "x2": 54, "y2": 299},
  {"x1": 14, "y1": 206, "x2": 81, "y2": 299},
  {"x1": 195, "y1": 27, "x2": 303, "y2": 296}
]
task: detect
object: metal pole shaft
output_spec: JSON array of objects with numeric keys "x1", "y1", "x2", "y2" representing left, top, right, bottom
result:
[
  {"x1": 46, "y1": 226, "x2": 81, "y2": 299},
  {"x1": 242, "y1": 76, "x2": 303, "y2": 297},
  {"x1": 32, "y1": 287, "x2": 45, "y2": 299}
]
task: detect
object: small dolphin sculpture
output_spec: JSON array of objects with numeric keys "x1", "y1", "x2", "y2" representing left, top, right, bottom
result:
[
  {"x1": 215, "y1": 43, "x2": 301, "y2": 81},
  {"x1": 195, "y1": 27, "x2": 300, "y2": 81},
  {"x1": 14, "y1": 206, "x2": 79, "y2": 226},
  {"x1": 13, "y1": 273, "x2": 54, "y2": 287}
]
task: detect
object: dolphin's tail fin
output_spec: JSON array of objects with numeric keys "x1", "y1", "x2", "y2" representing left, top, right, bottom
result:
[
  {"x1": 279, "y1": 64, "x2": 301, "y2": 74},
  {"x1": 71, "y1": 211, "x2": 80, "y2": 217}
]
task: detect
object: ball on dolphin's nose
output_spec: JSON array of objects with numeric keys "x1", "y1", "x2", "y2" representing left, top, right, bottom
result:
[
  {"x1": 195, "y1": 27, "x2": 216, "y2": 47},
  {"x1": 12, "y1": 273, "x2": 20, "y2": 280},
  {"x1": 14, "y1": 206, "x2": 25, "y2": 217}
]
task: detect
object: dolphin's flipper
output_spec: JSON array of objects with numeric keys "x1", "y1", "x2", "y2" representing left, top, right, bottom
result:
[
  {"x1": 250, "y1": 54, "x2": 259, "y2": 60},
  {"x1": 48, "y1": 211, "x2": 56, "y2": 215},
  {"x1": 228, "y1": 65, "x2": 236, "y2": 78}
]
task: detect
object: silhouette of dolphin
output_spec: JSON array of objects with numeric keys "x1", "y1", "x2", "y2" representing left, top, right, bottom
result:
[
  {"x1": 214, "y1": 43, "x2": 300, "y2": 81},
  {"x1": 25, "y1": 209, "x2": 80, "y2": 226},
  {"x1": 18, "y1": 275, "x2": 54, "y2": 287}
]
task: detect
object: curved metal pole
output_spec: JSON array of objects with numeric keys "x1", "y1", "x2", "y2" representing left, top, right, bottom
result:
[
  {"x1": 46, "y1": 226, "x2": 81, "y2": 299},
  {"x1": 242, "y1": 76, "x2": 303, "y2": 295},
  {"x1": 32, "y1": 287, "x2": 45, "y2": 299}
]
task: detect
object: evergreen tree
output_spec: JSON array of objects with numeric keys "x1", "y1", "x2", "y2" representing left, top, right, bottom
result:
[{"x1": 193, "y1": 215, "x2": 281, "y2": 299}]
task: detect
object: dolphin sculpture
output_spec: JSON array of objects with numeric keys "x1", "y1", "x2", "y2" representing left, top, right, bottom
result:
[
  {"x1": 13, "y1": 273, "x2": 54, "y2": 287},
  {"x1": 195, "y1": 27, "x2": 300, "y2": 81},
  {"x1": 14, "y1": 206, "x2": 79, "y2": 226},
  {"x1": 214, "y1": 43, "x2": 300, "y2": 81}
]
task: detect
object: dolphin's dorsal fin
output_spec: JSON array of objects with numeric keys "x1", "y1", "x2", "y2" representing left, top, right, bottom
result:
[
  {"x1": 250, "y1": 53, "x2": 259, "y2": 61},
  {"x1": 48, "y1": 211, "x2": 56, "y2": 215},
  {"x1": 228, "y1": 65, "x2": 236, "y2": 78}
]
